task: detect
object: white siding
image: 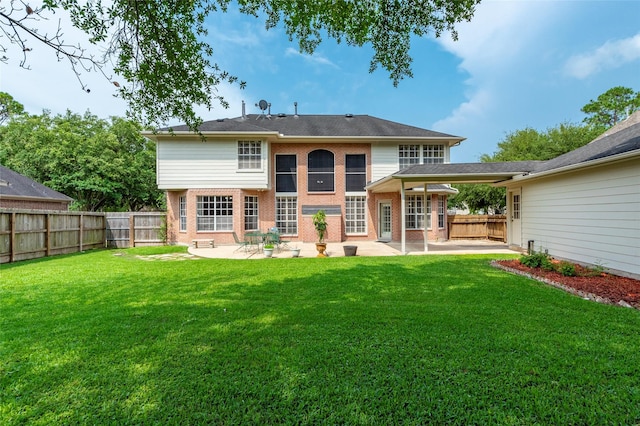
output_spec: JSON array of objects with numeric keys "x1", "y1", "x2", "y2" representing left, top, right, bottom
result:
[
  {"x1": 371, "y1": 143, "x2": 400, "y2": 181},
  {"x1": 513, "y1": 158, "x2": 640, "y2": 276},
  {"x1": 156, "y1": 139, "x2": 269, "y2": 189}
]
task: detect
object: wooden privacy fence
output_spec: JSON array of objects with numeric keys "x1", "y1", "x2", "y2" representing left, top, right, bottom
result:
[
  {"x1": 447, "y1": 215, "x2": 507, "y2": 242},
  {"x1": 0, "y1": 210, "x2": 105, "y2": 263},
  {"x1": 0, "y1": 210, "x2": 166, "y2": 263},
  {"x1": 105, "y1": 212, "x2": 165, "y2": 248}
]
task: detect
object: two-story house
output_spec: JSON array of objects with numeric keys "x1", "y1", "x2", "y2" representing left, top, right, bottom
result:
[{"x1": 144, "y1": 106, "x2": 464, "y2": 247}]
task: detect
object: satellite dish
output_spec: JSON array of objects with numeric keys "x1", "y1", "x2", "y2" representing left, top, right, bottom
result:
[{"x1": 258, "y1": 99, "x2": 268, "y2": 111}]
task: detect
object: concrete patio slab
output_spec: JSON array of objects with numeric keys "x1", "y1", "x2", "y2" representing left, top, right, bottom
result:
[{"x1": 187, "y1": 239, "x2": 520, "y2": 259}]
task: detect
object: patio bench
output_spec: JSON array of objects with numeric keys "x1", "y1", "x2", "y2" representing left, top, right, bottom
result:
[{"x1": 192, "y1": 239, "x2": 215, "y2": 249}]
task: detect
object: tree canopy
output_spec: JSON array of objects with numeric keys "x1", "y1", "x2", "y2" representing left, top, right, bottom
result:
[
  {"x1": 450, "y1": 124, "x2": 603, "y2": 214},
  {"x1": 0, "y1": 100, "x2": 163, "y2": 211},
  {"x1": 0, "y1": 92, "x2": 24, "y2": 125},
  {"x1": 581, "y1": 86, "x2": 640, "y2": 129},
  {"x1": 1, "y1": 0, "x2": 480, "y2": 130},
  {"x1": 450, "y1": 85, "x2": 637, "y2": 214}
]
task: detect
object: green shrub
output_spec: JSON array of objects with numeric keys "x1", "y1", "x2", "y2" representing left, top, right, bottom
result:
[
  {"x1": 520, "y1": 251, "x2": 550, "y2": 268},
  {"x1": 558, "y1": 261, "x2": 576, "y2": 277}
]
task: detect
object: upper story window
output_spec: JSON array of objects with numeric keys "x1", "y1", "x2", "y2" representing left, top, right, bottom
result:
[
  {"x1": 238, "y1": 141, "x2": 262, "y2": 170},
  {"x1": 345, "y1": 154, "x2": 366, "y2": 192},
  {"x1": 399, "y1": 145, "x2": 420, "y2": 170},
  {"x1": 424, "y1": 145, "x2": 445, "y2": 164},
  {"x1": 276, "y1": 154, "x2": 297, "y2": 193},
  {"x1": 399, "y1": 144, "x2": 445, "y2": 169},
  {"x1": 308, "y1": 149, "x2": 334, "y2": 192}
]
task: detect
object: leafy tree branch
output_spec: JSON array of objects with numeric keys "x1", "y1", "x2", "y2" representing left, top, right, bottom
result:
[{"x1": 2, "y1": 0, "x2": 480, "y2": 130}]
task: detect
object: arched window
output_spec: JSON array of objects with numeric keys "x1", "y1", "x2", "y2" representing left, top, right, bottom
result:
[{"x1": 308, "y1": 149, "x2": 334, "y2": 192}]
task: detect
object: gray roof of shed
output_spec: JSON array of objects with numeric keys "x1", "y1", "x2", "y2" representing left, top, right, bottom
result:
[
  {"x1": 0, "y1": 165, "x2": 73, "y2": 201},
  {"x1": 166, "y1": 114, "x2": 462, "y2": 139}
]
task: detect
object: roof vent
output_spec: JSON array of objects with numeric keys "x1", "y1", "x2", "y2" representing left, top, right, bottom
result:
[
  {"x1": 216, "y1": 118, "x2": 224, "y2": 122},
  {"x1": 345, "y1": 113, "x2": 354, "y2": 118},
  {"x1": 277, "y1": 113, "x2": 286, "y2": 118}
]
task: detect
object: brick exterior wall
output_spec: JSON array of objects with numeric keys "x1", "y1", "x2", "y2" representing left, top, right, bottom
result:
[
  {"x1": 166, "y1": 142, "x2": 449, "y2": 246},
  {"x1": 0, "y1": 199, "x2": 70, "y2": 211}
]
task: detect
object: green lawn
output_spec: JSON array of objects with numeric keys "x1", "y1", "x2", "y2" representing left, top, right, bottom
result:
[{"x1": 1, "y1": 247, "x2": 639, "y2": 425}]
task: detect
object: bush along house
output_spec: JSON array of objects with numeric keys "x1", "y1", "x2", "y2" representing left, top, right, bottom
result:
[{"x1": 143, "y1": 101, "x2": 464, "y2": 251}]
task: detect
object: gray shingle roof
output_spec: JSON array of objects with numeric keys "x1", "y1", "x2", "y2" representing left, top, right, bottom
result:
[
  {"x1": 166, "y1": 114, "x2": 462, "y2": 139},
  {"x1": 533, "y1": 120, "x2": 640, "y2": 173},
  {"x1": 397, "y1": 161, "x2": 542, "y2": 176},
  {"x1": 394, "y1": 114, "x2": 640, "y2": 179},
  {"x1": 0, "y1": 166, "x2": 73, "y2": 201}
]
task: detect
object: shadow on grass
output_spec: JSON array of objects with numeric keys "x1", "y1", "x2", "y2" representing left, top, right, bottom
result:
[{"x1": 2, "y1": 252, "x2": 639, "y2": 424}]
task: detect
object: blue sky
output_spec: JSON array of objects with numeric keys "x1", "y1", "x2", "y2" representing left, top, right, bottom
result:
[{"x1": 2, "y1": 0, "x2": 639, "y2": 162}]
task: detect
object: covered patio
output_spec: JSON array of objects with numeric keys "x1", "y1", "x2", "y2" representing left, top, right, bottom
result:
[
  {"x1": 366, "y1": 161, "x2": 539, "y2": 254},
  {"x1": 188, "y1": 239, "x2": 520, "y2": 259}
]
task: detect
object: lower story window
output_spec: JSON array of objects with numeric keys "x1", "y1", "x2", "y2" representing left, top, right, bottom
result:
[
  {"x1": 276, "y1": 196, "x2": 297, "y2": 235},
  {"x1": 345, "y1": 196, "x2": 366, "y2": 234},
  {"x1": 244, "y1": 196, "x2": 258, "y2": 231},
  {"x1": 179, "y1": 196, "x2": 187, "y2": 232},
  {"x1": 405, "y1": 195, "x2": 424, "y2": 229},
  {"x1": 196, "y1": 195, "x2": 233, "y2": 231},
  {"x1": 405, "y1": 194, "x2": 432, "y2": 229},
  {"x1": 438, "y1": 195, "x2": 445, "y2": 228}
]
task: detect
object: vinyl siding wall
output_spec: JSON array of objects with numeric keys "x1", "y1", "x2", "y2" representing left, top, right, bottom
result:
[
  {"x1": 156, "y1": 139, "x2": 269, "y2": 189},
  {"x1": 512, "y1": 157, "x2": 640, "y2": 276}
]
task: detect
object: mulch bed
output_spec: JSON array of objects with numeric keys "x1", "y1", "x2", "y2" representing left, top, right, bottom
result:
[{"x1": 492, "y1": 259, "x2": 640, "y2": 310}]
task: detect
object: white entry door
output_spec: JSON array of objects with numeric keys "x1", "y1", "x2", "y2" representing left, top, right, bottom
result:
[
  {"x1": 509, "y1": 189, "x2": 522, "y2": 246},
  {"x1": 379, "y1": 201, "x2": 392, "y2": 241}
]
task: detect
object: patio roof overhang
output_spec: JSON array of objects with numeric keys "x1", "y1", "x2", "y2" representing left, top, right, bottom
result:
[
  {"x1": 366, "y1": 172, "x2": 525, "y2": 193},
  {"x1": 366, "y1": 161, "x2": 540, "y2": 193},
  {"x1": 365, "y1": 162, "x2": 539, "y2": 255}
]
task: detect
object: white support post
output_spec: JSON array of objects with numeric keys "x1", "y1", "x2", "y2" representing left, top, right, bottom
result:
[
  {"x1": 424, "y1": 184, "x2": 429, "y2": 252},
  {"x1": 400, "y1": 182, "x2": 407, "y2": 254}
]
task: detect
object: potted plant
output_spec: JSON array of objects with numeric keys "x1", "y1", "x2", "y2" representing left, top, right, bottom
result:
[
  {"x1": 312, "y1": 210, "x2": 328, "y2": 257},
  {"x1": 263, "y1": 243, "x2": 274, "y2": 258},
  {"x1": 290, "y1": 246, "x2": 301, "y2": 258}
]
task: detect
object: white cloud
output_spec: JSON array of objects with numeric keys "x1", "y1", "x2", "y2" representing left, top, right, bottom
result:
[
  {"x1": 563, "y1": 33, "x2": 640, "y2": 79},
  {"x1": 433, "y1": 88, "x2": 493, "y2": 132},
  {"x1": 438, "y1": 1, "x2": 552, "y2": 76},
  {"x1": 284, "y1": 47, "x2": 338, "y2": 68}
]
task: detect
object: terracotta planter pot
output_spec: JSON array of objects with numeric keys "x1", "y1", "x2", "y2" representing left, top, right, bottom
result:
[{"x1": 315, "y1": 242, "x2": 327, "y2": 257}]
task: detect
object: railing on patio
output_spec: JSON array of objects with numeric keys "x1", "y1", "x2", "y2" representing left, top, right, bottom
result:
[{"x1": 447, "y1": 215, "x2": 506, "y2": 242}]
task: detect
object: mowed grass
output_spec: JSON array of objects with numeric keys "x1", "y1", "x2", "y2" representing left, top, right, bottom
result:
[{"x1": 1, "y1": 247, "x2": 639, "y2": 425}]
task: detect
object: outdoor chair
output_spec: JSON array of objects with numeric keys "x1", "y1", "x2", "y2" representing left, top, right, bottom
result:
[{"x1": 232, "y1": 232, "x2": 249, "y2": 252}]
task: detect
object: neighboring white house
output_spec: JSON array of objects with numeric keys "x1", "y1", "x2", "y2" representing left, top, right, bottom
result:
[
  {"x1": 381, "y1": 112, "x2": 639, "y2": 277},
  {"x1": 498, "y1": 113, "x2": 640, "y2": 278}
]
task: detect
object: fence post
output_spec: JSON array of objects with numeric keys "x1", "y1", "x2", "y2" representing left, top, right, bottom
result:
[
  {"x1": 79, "y1": 213, "x2": 84, "y2": 252},
  {"x1": 129, "y1": 214, "x2": 135, "y2": 248},
  {"x1": 46, "y1": 213, "x2": 52, "y2": 257},
  {"x1": 10, "y1": 212, "x2": 16, "y2": 263}
]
